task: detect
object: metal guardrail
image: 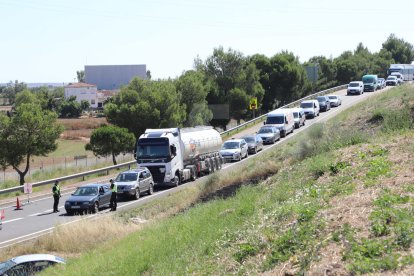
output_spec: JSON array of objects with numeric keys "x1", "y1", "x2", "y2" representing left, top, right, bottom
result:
[
  {"x1": 0, "y1": 84, "x2": 347, "y2": 196},
  {"x1": 221, "y1": 84, "x2": 347, "y2": 136},
  {"x1": 0, "y1": 161, "x2": 135, "y2": 195}
]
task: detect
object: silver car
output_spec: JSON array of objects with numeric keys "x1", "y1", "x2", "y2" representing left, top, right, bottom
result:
[
  {"x1": 241, "y1": 135, "x2": 264, "y2": 154},
  {"x1": 0, "y1": 254, "x2": 65, "y2": 275},
  {"x1": 220, "y1": 139, "x2": 249, "y2": 162},
  {"x1": 327, "y1": 95, "x2": 342, "y2": 107},
  {"x1": 115, "y1": 168, "x2": 155, "y2": 200},
  {"x1": 256, "y1": 126, "x2": 280, "y2": 144}
]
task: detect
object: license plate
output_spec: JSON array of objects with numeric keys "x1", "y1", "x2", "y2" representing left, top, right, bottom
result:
[{"x1": 71, "y1": 206, "x2": 80, "y2": 209}]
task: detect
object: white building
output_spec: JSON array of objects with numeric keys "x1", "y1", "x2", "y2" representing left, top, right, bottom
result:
[{"x1": 64, "y1": 83, "x2": 98, "y2": 108}]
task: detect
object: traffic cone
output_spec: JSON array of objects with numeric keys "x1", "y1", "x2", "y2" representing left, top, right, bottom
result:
[
  {"x1": 0, "y1": 209, "x2": 5, "y2": 220},
  {"x1": 15, "y1": 197, "x2": 23, "y2": 210}
]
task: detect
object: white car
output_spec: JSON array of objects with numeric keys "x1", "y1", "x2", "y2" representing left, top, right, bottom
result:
[
  {"x1": 0, "y1": 254, "x2": 65, "y2": 275},
  {"x1": 347, "y1": 81, "x2": 364, "y2": 95},
  {"x1": 327, "y1": 95, "x2": 342, "y2": 107},
  {"x1": 386, "y1": 76, "x2": 398, "y2": 86},
  {"x1": 220, "y1": 139, "x2": 248, "y2": 162}
]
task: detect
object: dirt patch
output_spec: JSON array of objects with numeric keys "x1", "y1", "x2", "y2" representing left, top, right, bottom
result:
[{"x1": 307, "y1": 135, "x2": 414, "y2": 275}]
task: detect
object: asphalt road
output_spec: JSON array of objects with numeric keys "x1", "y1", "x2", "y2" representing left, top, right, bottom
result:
[{"x1": 0, "y1": 86, "x2": 392, "y2": 248}]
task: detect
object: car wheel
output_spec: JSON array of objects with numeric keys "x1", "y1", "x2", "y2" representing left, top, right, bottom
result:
[
  {"x1": 303, "y1": 120, "x2": 305, "y2": 126},
  {"x1": 133, "y1": 188, "x2": 140, "y2": 200},
  {"x1": 92, "y1": 202, "x2": 99, "y2": 214},
  {"x1": 254, "y1": 147, "x2": 257, "y2": 154},
  {"x1": 148, "y1": 183, "x2": 154, "y2": 195}
]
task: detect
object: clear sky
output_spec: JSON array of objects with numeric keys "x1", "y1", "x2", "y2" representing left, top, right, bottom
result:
[{"x1": 0, "y1": 0, "x2": 412, "y2": 83}]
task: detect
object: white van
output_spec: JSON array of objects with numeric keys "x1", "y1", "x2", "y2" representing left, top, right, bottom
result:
[
  {"x1": 264, "y1": 108, "x2": 295, "y2": 137},
  {"x1": 300, "y1": 100, "x2": 320, "y2": 119}
]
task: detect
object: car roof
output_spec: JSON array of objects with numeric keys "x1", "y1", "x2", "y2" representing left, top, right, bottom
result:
[
  {"x1": 11, "y1": 254, "x2": 65, "y2": 264},
  {"x1": 119, "y1": 168, "x2": 147, "y2": 174},
  {"x1": 80, "y1": 183, "x2": 105, "y2": 188},
  {"x1": 241, "y1": 135, "x2": 255, "y2": 138},
  {"x1": 225, "y1": 139, "x2": 243, "y2": 143},
  {"x1": 301, "y1": 100, "x2": 316, "y2": 104},
  {"x1": 291, "y1": 107, "x2": 303, "y2": 112},
  {"x1": 327, "y1": 95, "x2": 338, "y2": 98}
]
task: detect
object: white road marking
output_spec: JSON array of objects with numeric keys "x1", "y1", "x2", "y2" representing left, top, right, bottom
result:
[{"x1": 2, "y1": 217, "x2": 23, "y2": 224}]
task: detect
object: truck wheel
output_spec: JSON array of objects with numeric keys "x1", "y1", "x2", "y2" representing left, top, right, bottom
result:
[
  {"x1": 191, "y1": 170, "x2": 197, "y2": 181},
  {"x1": 174, "y1": 173, "x2": 181, "y2": 186},
  {"x1": 211, "y1": 159, "x2": 216, "y2": 172},
  {"x1": 134, "y1": 188, "x2": 140, "y2": 200},
  {"x1": 216, "y1": 157, "x2": 222, "y2": 170}
]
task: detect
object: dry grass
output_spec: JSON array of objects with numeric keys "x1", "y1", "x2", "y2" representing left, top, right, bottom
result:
[
  {"x1": 0, "y1": 215, "x2": 141, "y2": 261},
  {"x1": 58, "y1": 117, "x2": 107, "y2": 131}
]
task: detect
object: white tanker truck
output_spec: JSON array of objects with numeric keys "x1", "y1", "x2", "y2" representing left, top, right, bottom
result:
[{"x1": 134, "y1": 126, "x2": 223, "y2": 187}]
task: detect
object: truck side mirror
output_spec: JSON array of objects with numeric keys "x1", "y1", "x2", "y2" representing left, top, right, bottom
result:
[{"x1": 170, "y1": 145, "x2": 177, "y2": 156}]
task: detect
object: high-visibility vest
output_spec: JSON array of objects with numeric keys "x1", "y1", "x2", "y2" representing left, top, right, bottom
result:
[
  {"x1": 53, "y1": 185, "x2": 60, "y2": 196},
  {"x1": 111, "y1": 184, "x2": 117, "y2": 193}
]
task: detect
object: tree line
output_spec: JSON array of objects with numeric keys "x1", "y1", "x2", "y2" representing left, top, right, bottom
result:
[{"x1": 0, "y1": 33, "x2": 413, "y2": 185}]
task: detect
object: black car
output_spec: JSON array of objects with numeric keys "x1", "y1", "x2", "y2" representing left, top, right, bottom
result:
[
  {"x1": 241, "y1": 134, "x2": 264, "y2": 154},
  {"x1": 316, "y1": 96, "x2": 331, "y2": 112},
  {"x1": 64, "y1": 183, "x2": 112, "y2": 215}
]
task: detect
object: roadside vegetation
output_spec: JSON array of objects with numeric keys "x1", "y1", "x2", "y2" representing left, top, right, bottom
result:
[{"x1": 1, "y1": 85, "x2": 412, "y2": 275}]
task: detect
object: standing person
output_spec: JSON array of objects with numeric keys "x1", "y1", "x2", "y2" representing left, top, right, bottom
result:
[
  {"x1": 109, "y1": 179, "x2": 117, "y2": 211},
  {"x1": 52, "y1": 180, "x2": 61, "y2": 213}
]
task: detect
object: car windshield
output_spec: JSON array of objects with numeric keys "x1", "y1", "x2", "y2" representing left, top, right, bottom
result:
[
  {"x1": 349, "y1": 83, "x2": 359, "y2": 87},
  {"x1": 293, "y1": 112, "x2": 299, "y2": 118},
  {"x1": 115, "y1": 173, "x2": 138, "y2": 182},
  {"x1": 387, "y1": 76, "x2": 396, "y2": 80},
  {"x1": 316, "y1": 97, "x2": 325, "y2": 102},
  {"x1": 266, "y1": 116, "x2": 284, "y2": 124},
  {"x1": 221, "y1": 141, "x2": 240, "y2": 149},
  {"x1": 328, "y1": 96, "x2": 337, "y2": 100},
  {"x1": 73, "y1": 187, "x2": 98, "y2": 196},
  {"x1": 0, "y1": 260, "x2": 16, "y2": 274},
  {"x1": 300, "y1": 102, "x2": 313, "y2": 108},
  {"x1": 362, "y1": 77, "x2": 374, "y2": 83},
  {"x1": 258, "y1": 128, "x2": 273, "y2": 134},
  {"x1": 242, "y1": 137, "x2": 255, "y2": 143}
]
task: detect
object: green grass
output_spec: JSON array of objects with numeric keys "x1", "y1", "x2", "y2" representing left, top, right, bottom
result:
[
  {"x1": 38, "y1": 85, "x2": 414, "y2": 275},
  {"x1": 47, "y1": 139, "x2": 89, "y2": 158}
]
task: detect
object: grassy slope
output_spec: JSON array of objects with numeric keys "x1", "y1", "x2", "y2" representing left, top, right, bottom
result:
[{"x1": 38, "y1": 85, "x2": 414, "y2": 275}]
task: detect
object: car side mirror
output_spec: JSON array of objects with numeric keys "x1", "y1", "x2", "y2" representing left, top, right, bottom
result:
[{"x1": 99, "y1": 191, "x2": 105, "y2": 195}]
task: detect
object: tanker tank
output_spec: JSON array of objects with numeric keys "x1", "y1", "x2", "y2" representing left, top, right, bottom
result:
[{"x1": 180, "y1": 126, "x2": 222, "y2": 162}]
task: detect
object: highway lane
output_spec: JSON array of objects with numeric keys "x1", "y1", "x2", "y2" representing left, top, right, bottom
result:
[{"x1": 0, "y1": 86, "x2": 392, "y2": 248}]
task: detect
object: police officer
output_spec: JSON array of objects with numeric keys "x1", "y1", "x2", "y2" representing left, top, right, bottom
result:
[
  {"x1": 52, "y1": 180, "x2": 61, "y2": 213},
  {"x1": 109, "y1": 179, "x2": 117, "y2": 211}
]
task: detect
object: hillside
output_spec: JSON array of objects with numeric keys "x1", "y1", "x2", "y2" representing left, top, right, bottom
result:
[{"x1": 32, "y1": 84, "x2": 414, "y2": 274}]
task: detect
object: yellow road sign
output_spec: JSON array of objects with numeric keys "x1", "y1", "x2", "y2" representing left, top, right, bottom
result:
[{"x1": 249, "y1": 97, "x2": 257, "y2": 110}]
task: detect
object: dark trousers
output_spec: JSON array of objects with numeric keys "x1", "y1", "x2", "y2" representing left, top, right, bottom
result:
[
  {"x1": 53, "y1": 195, "x2": 60, "y2": 212},
  {"x1": 110, "y1": 193, "x2": 117, "y2": 211}
]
